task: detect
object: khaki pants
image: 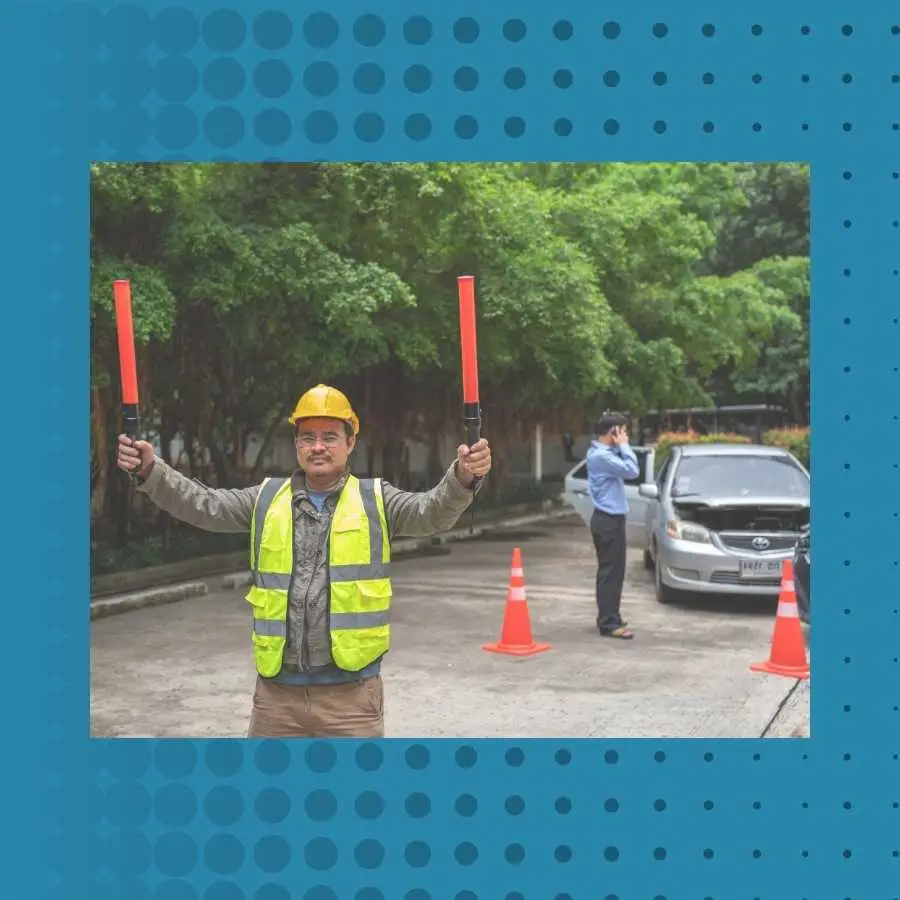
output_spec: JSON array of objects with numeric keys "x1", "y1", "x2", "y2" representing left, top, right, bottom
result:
[{"x1": 248, "y1": 675, "x2": 385, "y2": 738}]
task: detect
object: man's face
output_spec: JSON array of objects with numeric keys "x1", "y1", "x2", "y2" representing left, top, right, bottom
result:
[{"x1": 295, "y1": 417, "x2": 354, "y2": 479}]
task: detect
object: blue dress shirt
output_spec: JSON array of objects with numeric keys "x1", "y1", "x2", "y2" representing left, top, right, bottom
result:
[{"x1": 586, "y1": 441, "x2": 640, "y2": 516}]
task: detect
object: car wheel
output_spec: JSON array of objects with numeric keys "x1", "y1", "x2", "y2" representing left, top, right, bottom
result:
[
  {"x1": 654, "y1": 552, "x2": 678, "y2": 605},
  {"x1": 643, "y1": 548, "x2": 654, "y2": 570}
]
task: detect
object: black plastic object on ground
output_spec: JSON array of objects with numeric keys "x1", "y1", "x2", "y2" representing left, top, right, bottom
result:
[{"x1": 793, "y1": 525, "x2": 810, "y2": 624}]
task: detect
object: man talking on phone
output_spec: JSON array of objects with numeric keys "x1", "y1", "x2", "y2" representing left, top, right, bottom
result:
[{"x1": 586, "y1": 412, "x2": 639, "y2": 639}]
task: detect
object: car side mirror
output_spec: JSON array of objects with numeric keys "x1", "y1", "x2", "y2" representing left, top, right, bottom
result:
[{"x1": 639, "y1": 484, "x2": 659, "y2": 500}]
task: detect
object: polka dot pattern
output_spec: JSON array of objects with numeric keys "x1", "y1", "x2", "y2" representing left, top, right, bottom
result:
[
  {"x1": 123, "y1": 10, "x2": 900, "y2": 148},
  {"x1": 12, "y1": 5, "x2": 900, "y2": 900}
]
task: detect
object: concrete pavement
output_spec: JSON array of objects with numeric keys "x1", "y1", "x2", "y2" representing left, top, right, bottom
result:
[{"x1": 90, "y1": 516, "x2": 810, "y2": 739}]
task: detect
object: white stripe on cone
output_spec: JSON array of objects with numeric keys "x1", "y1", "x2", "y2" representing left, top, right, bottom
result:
[
  {"x1": 510, "y1": 567, "x2": 524, "y2": 578},
  {"x1": 508, "y1": 586, "x2": 527, "y2": 602},
  {"x1": 777, "y1": 601, "x2": 799, "y2": 619}
]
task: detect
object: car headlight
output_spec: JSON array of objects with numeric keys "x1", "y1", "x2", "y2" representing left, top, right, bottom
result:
[{"x1": 666, "y1": 519, "x2": 712, "y2": 543}]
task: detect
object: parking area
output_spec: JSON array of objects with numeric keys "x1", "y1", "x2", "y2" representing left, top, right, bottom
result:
[{"x1": 90, "y1": 516, "x2": 809, "y2": 739}]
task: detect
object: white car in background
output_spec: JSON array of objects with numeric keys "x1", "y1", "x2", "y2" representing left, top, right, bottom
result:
[{"x1": 562, "y1": 446, "x2": 657, "y2": 547}]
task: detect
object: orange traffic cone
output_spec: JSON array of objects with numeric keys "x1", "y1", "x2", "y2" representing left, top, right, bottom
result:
[
  {"x1": 482, "y1": 547, "x2": 552, "y2": 657},
  {"x1": 750, "y1": 559, "x2": 809, "y2": 680}
]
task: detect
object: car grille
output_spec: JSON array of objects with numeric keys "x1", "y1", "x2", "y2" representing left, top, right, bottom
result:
[
  {"x1": 710, "y1": 571, "x2": 782, "y2": 586},
  {"x1": 717, "y1": 533, "x2": 798, "y2": 553}
]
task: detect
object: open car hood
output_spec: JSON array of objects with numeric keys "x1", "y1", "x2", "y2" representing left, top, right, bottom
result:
[{"x1": 672, "y1": 495, "x2": 809, "y2": 509}]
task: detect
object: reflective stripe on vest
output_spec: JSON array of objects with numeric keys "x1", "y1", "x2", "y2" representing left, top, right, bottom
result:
[{"x1": 244, "y1": 474, "x2": 392, "y2": 677}]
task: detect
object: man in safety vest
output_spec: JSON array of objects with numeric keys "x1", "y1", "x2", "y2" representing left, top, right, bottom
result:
[{"x1": 116, "y1": 384, "x2": 492, "y2": 738}]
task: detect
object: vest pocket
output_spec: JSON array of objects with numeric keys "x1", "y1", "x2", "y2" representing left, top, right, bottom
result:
[
  {"x1": 333, "y1": 514, "x2": 362, "y2": 531},
  {"x1": 260, "y1": 509, "x2": 292, "y2": 557},
  {"x1": 356, "y1": 580, "x2": 392, "y2": 609},
  {"x1": 330, "y1": 582, "x2": 391, "y2": 671},
  {"x1": 246, "y1": 588, "x2": 287, "y2": 678},
  {"x1": 330, "y1": 580, "x2": 391, "y2": 621},
  {"x1": 330, "y1": 514, "x2": 364, "y2": 565}
]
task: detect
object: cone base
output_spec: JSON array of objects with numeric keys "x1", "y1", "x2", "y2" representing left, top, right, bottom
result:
[
  {"x1": 750, "y1": 659, "x2": 810, "y2": 680},
  {"x1": 482, "y1": 641, "x2": 552, "y2": 657}
]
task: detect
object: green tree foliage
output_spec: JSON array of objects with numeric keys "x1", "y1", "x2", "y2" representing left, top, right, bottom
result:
[{"x1": 90, "y1": 162, "x2": 809, "y2": 547}]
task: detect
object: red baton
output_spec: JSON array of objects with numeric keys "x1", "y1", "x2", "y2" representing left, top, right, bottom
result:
[
  {"x1": 457, "y1": 275, "x2": 482, "y2": 447},
  {"x1": 113, "y1": 279, "x2": 141, "y2": 439}
]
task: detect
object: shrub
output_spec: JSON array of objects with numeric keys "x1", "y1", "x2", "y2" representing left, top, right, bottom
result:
[
  {"x1": 653, "y1": 431, "x2": 751, "y2": 473},
  {"x1": 652, "y1": 427, "x2": 810, "y2": 473},
  {"x1": 763, "y1": 427, "x2": 810, "y2": 469}
]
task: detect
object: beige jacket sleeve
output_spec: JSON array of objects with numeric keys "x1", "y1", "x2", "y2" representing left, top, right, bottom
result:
[
  {"x1": 136, "y1": 456, "x2": 478, "y2": 540},
  {"x1": 382, "y1": 461, "x2": 480, "y2": 540},
  {"x1": 135, "y1": 457, "x2": 261, "y2": 534}
]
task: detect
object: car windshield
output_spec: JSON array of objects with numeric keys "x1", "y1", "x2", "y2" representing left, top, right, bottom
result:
[{"x1": 671, "y1": 455, "x2": 809, "y2": 499}]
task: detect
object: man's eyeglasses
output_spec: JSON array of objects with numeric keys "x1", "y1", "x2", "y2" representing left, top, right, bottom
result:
[{"x1": 297, "y1": 433, "x2": 342, "y2": 448}]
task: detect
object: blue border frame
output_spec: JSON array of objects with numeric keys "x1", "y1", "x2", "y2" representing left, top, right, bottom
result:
[{"x1": 9, "y1": 2, "x2": 900, "y2": 897}]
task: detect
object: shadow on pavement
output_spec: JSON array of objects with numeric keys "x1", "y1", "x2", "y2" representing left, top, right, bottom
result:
[{"x1": 660, "y1": 592, "x2": 777, "y2": 617}]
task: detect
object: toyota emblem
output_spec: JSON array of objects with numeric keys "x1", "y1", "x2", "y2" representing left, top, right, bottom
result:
[{"x1": 752, "y1": 537, "x2": 771, "y2": 551}]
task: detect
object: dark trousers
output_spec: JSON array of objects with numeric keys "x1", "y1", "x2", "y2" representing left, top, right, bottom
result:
[{"x1": 591, "y1": 510, "x2": 627, "y2": 630}]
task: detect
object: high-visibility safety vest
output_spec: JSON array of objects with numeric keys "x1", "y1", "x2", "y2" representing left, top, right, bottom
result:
[{"x1": 245, "y1": 475, "x2": 392, "y2": 677}]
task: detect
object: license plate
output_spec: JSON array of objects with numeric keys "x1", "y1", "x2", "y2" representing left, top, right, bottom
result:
[{"x1": 739, "y1": 559, "x2": 784, "y2": 579}]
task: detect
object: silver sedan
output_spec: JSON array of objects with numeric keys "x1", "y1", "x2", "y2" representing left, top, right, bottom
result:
[{"x1": 638, "y1": 444, "x2": 810, "y2": 604}]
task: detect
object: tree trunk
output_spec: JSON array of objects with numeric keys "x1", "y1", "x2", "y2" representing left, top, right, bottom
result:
[
  {"x1": 110, "y1": 456, "x2": 134, "y2": 543},
  {"x1": 787, "y1": 386, "x2": 804, "y2": 426},
  {"x1": 183, "y1": 423, "x2": 200, "y2": 479},
  {"x1": 159, "y1": 407, "x2": 176, "y2": 466},
  {"x1": 251, "y1": 407, "x2": 292, "y2": 480},
  {"x1": 399, "y1": 440, "x2": 411, "y2": 490},
  {"x1": 482, "y1": 402, "x2": 512, "y2": 503},
  {"x1": 233, "y1": 421, "x2": 245, "y2": 471},
  {"x1": 210, "y1": 441, "x2": 232, "y2": 488},
  {"x1": 425, "y1": 431, "x2": 444, "y2": 485},
  {"x1": 90, "y1": 384, "x2": 108, "y2": 522},
  {"x1": 197, "y1": 407, "x2": 213, "y2": 484}
]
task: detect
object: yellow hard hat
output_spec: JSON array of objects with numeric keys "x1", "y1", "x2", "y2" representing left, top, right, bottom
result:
[{"x1": 289, "y1": 384, "x2": 360, "y2": 436}]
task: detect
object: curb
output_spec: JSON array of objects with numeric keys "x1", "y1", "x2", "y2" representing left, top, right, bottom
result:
[
  {"x1": 761, "y1": 679, "x2": 811, "y2": 739},
  {"x1": 91, "y1": 551, "x2": 247, "y2": 600},
  {"x1": 92, "y1": 505, "x2": 578, "y2": 616},
  {"x1": 90, "y1": 581, "x2": 209, "y2": 620}
]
